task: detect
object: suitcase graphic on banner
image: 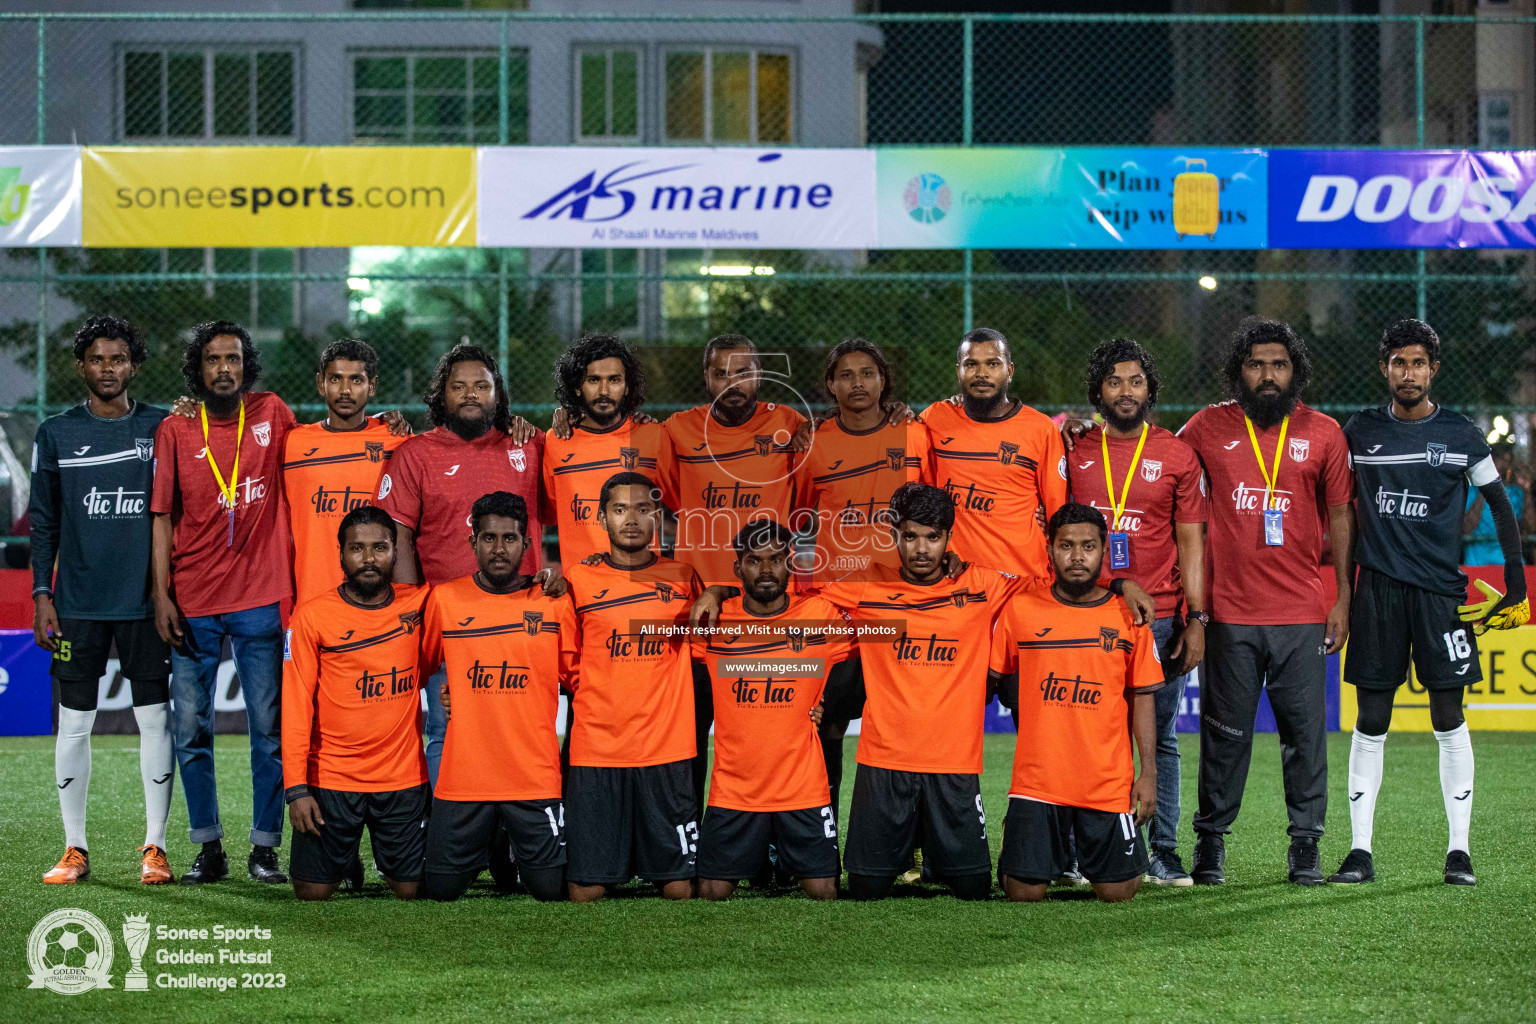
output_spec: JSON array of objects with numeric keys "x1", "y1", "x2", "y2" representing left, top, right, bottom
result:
[{"x1": 1173, "y1": 158, "x2": 1219, "y2": 240}]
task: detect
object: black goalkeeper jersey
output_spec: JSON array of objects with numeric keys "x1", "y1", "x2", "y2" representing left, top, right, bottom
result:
[
  {"x1": 1344, "y1": 404, "x2": 1497, "y2": 597},
  {"x1": 28, "y1": 400, "x2": 168, "y2": 620}
]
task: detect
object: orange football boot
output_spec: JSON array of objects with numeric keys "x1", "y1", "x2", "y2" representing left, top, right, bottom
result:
[
  {"x1": 140, "y1": 844, "x2": 175, "y2": 884},
  {"x1": 43, "y1": 846, "x2": 90, "y2": 884}
]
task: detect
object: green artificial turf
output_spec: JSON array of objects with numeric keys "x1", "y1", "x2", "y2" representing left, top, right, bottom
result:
[{"x1": 3, "y1": 732, "x2": 1533, "y2": 1023}]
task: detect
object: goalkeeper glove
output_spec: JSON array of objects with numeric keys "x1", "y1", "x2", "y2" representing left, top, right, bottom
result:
[{"x1": 1457, "y1": 579, "x2": 1531, "y2": 635}]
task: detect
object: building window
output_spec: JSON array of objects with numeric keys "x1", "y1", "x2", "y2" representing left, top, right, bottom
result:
[
  {"x1": 577, "y1": 47, "x2": 641, "y2": 143},
  {"x1": 663, "y1": 49, "x2": 792, "y2": 144},
  {"x1": 122, "y1": 48, "x2": 297, "y2": 141},
  {"x1": 579, "y1": 249, "x2": 640, "y2": 334},
  {"x1": 353, "y1": 51, "x2": 527, "y2": 144},
  {"x1": 148, "y1": 248, "x2": 296, "y2": 338},
  {"x1": 1479, "y1": 92, "x2": 1514, "y2": 148},
  {"x1": 351, "y1": 1, "x2": 528, "y2": 8}
]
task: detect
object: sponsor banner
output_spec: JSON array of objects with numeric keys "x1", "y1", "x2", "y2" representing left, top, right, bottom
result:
[
  {"x1": 0, "y1": 146, "x2": 81, "y2": 247},
  {"x1": 0, "y1": 630, "x2": 52, "y2": 736},
  {"x1": 477, "y1": 146, "x2": 876, "y2": 248},
  {"x1": 876, "y1": 147, "x2": 1267, "y2": 249},
  {"x1": 1269, "y1": 149, "x2": 1536, "y2": 249},
  {"x1": 1338, "y1": 628, "x2": 1536, "y2": 731},
  {"x1": 82, "y1": 147, "x2": 476, "y2": 247}
]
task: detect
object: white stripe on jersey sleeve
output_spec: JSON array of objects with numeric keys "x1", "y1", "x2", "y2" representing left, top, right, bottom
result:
[{"x1": 1467, "y1": 455, "x2": 1500, "y2": 488}]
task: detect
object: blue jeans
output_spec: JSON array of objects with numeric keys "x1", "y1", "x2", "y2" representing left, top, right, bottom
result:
[
  {"x1": 425, "y1": 666, "x2": 447, "y2": 788},
  {"x1": 170, "y1": 602, "x2": 284, "y2": 847},
  {"x1": 1149, "y1": 615, "x2": 1193, "y2": 856}
]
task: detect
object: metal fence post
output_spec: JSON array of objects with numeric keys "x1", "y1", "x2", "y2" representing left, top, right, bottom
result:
[
  {"x1": 1415, "y1": 15, "x2": 1427, "y2": 321},
  {"x1": 497, "y1": 14, "x2": 511, "y2": 379},
  {"x1": 35, "y1": 14, "x2": 47, "y2": 418},
  {"x1": 962, "y1": 16, "x2": 974, "y2": 333}
]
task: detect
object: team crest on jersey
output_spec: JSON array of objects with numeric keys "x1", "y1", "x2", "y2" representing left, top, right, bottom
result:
[
  {"x1": 619, "y1": 447, "x2": 639, "y2": 470},
  {"x1": 885, "y1": 447, "x2": 906, "y2": 472},
  {"x1": 1288, "y1": 438, "x2": 1310, "y2": 463},
  {"x1": 655, "y1": 583, "x2": 675, "y2": 604},
  {"x1": 1099, "y1": 626, "x2": 1120, "y2": 652},
  {"x1": 135, "y1": 438, "x2": 154, "y2": 461},
  {"x1": 252, "y1": 421, "x2": 272, "y2": 447},
  {"x1": 1140, "y1": 459, "x2": 1162, "y2": 483},
  {"x1": 365, "y1": 441, "x2": 385, "y2": 463},
  {"x1": 788, "y1": 631, "x2": 807, "y2": 653},
  {"x1": 951, "y1": 589, "x2": 969, "y2": 609},
  {"x1": 997, "y1": 441, "x2": 1019, "y2": 465},
  {"x1": 754, "y1": 435, "x2": 773, "y2": 457},
  {"x1": 508, "y1": 448, "x2": 527, "y2": 472},
  {"x1": 523, "y1": 610, "x2": 544, "y2": 633},
  {"x1": 1426, "y1": 442, "x2": 1447, "y2": 467},
  {"x1": 398, "y1": 610, "x2": 423, "y2": 635}
]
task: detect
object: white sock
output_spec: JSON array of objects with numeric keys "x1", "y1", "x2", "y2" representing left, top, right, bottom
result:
[
  {"x1": 1347, "y1": 729, "x2": 1387, "y2": 854},
  {"x1": 133, "y1": 702, "x2": 174, "y2": 850},
  {"x1": 1435, "y1": 723, "x2": 1475, "y2": 854},
  {"x1": 55, "y1": 707, "x2": 95, "y2": 851}
]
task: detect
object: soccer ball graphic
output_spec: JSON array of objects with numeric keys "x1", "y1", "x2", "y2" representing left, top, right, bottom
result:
[{"x1": 41, "y1": 921, "x2": 102, "y2": 971}]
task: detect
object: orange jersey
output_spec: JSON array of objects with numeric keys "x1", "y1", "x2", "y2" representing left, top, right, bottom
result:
[
  {"x1": 793, "y1": 417, "x2": 930, "y2": 583},
  {"x1": 565, "y1": 554, "x2": 702, "y2": 768},
  {"x1": 690, "y1": 593, "x2": 853, "y2": 811},
  {"x1": 542, "y1": 418, "x2": 665, "y2": 564},
  {"x1": 921, "y1": 401, "x2": 1068, "y2": 583},
  {"x1": 420, "y1": 576, "x2": 579, "y2": 802},
  {"x1": 282, "y1": 419, "x2": 405, "y2": 604},
  {"x1": 990, "y1": 587, "x2": 1163, "y2": 813},
  {"x1": 658, "y1": 402, "x2": 806, "y2": 585},
  {"x1": 821, "y1": 565, "x2": 1025, "y2": 774},
  {"x1": 281, "y1": 584, "x2": 429, "y2": 793}
]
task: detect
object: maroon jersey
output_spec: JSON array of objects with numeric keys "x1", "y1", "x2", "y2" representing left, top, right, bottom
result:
[
  {"x1": 1178, "y1": 401, "x2": 1352, "y2": 625},
  {"x1": 150, "y1": 391, "x2": 296, "y2": 616},
  {"x1": 1067, "y1": 424, "x2": 1208, "y2": 619},
  {"x1": 377, "y1": 426, "x2": 544, "y2": 584}
]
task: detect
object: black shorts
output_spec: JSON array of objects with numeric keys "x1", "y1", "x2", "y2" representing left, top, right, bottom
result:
[
  {"x1": 564, "y1": 760, "x2": 697, "y2": 885},
  {"x1": 998, "y1": 798, "x2": 1148, "y2": 886},
  {"x1": 1346, "y1": 566, "x2": 1480, "y2": 691},
  {"x1": 843, "y1": 764, "x2": 991, "y2": 878},
  {"x1": 288, "y1": 785, "x2": 429, "y2": 885},
  {"x1": 696, "y1": 805, "x2": 840, "y2": 882},
  {"x1": 424, "y1": 797, "x2": 566, "y2": 877},
  {"x1": 51, "y1": 617, "x2": 170, "y2": 687}
]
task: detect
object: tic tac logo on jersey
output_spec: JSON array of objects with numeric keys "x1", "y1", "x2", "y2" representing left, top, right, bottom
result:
[
  {"x1": 701, "y1": 480, "x2": 763, "y2": 509},
  {"x1": 310, "y1": 485, "x2": 372, "y2": 516},
  {"x1": 354, "y1": 666, "x2": 416, "y2": 701},
  {"x1": 81, "y1": 486, "x2": 146, "y2": 519},
  {"x1": 603, "y1": 628, "x2": 668, "y2": 659},
  {"x1": 1087, "y1": 500, "x2": 1147, "y2": 532},
  {"x1": 730, "y1": 676, "x2": 797, "y2": 707},
  {"x1": 466, "y1": 660, "x2": 531, "y2": 691},
  {"x1": 215, "y1": 476, "x2": 267, "y2": 511},
  {"x1": 892, "y1": 631, "x2": 959, "y2": 663},
  {"x1": 1374, "y1": 486, "x2": 1431, "y2": 520},
  {"x1": 1231, "y1": 483, "x2": 1294, "y2": 513},
  {"x1": 1040, "y1": 671, "x2": 1104, "y2": 708}
]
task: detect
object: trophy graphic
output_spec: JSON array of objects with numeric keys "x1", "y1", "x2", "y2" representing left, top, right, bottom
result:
[{"x1": 122, "y1": 913, "x2": 151, "y2": 991}]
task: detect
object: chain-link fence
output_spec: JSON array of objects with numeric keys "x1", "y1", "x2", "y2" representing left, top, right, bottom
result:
[{"x1": 0, "y1": 8, "x2": 1533, "y2": 450}]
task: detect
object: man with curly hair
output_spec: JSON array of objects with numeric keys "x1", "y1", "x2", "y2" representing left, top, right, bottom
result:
[
  {"x1": 1176, "y1": 318, "x2": 1355, "y2": 887},
  {"x1": 31, "y1": 315, "x2": 176, "y2": 887},
  {"x1": 543, "y1": 333, "x2": 664, "y2": 564},
  {"x1": 376, "y1": 343, "x2": 544, "y2": 788},
  {"x1": 150, "y1": 320, "x2": 298, "y2": 885}
]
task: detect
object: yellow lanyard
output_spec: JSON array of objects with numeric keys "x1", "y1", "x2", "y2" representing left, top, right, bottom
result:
[
  {"x1": 1100, "y1": 423, "x2": 1149, "y2": 531},
  {"x1": 1243, "y1": 414, "x2": 1289, "y2": 511},
  {"x1": 199, "y1": 399, "x2": 245, "y2": 513}
]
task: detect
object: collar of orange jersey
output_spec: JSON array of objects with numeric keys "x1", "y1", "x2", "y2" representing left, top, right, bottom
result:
[
  {"x1": 833, "y1": 412, "x2": 892, "y2": 437},
  {"x1": 576, "y1": 412, "x2": 631, "y2": 436},
  {"x1": 338, "y1": 582, "x2": 395, "y2": 610},
  {"x1": 898, "y1": 566, "x2": 949, "y2": 588},
  {"x1": 600, "y1": 551, "x2": 658, "y2": 572},
  {"x1": 741, "y1": 593, "x2": 792, "y2": 618},
  {"x1": 1049, "y1": 583, "x2": 1112, "y2": 609},
  {"x1": 960, "y1": 398, "x2": 1023, "y2": 424}
]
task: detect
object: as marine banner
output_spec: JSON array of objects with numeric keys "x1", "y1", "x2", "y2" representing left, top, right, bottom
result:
[
  {"x1": 477, "y1": 146, "x2": 878, "y2": 248},
  {"x1": 82, "y1": 146, "x2": 476, "y2": 248},
  {"x1": 0, "y1": 146, "x2": 81, "y2": 247}
]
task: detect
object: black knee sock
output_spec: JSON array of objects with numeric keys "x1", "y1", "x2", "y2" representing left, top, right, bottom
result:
[
  {"x1": 820, "y1": 724, "x2": 845, "y2": 814},
  {"x1": 519, "y1": 865, "x2": 566, "y2": 902},
  {"x1": 847, "y1": 873, "x2": 896, "y2": 901},
  {"x1": 945, "y1": 872, "x2": 993, "y2": 901},
  {"x1": 423, "y1": 871, "x2": 476, "y2": 902}
]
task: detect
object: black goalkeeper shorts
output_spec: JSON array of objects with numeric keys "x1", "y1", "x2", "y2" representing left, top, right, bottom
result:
[{"x1": 1346, "y1": 566, "x2": 1481, "y2": 691}]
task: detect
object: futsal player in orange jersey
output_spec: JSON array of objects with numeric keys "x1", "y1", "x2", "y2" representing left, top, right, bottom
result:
[
  {"x1": 562, "y1": 472, "x2": 703, "y2": 902},
  {"x1": 988, "y1": 503, "x2": 1163, "y2": 904},
  {"x1": 420, "y1": 491, "x2": 578, "y2": 902},
  {"x1": 282, "y1": 505, "x2": 429, "y2": 901},
  {"x1": 692, "y1": 519, "x2": 854, "y2": 901},
  {"x1": 282, "y1": 340, "x2": 410, "y2": 604}
]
